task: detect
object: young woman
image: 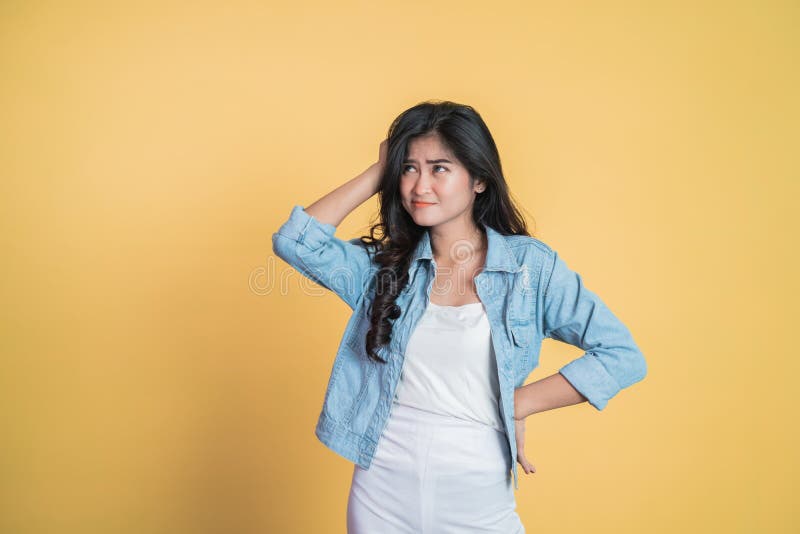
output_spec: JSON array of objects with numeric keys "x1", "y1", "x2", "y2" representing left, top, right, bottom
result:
[{"x1": 272, "y1": 100, "x2": 647, "y2": 533}]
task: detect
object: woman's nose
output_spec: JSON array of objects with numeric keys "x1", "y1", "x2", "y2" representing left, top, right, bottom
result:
[{"x1": 413, "y1": 173, "x2": 433, "y2": 194}]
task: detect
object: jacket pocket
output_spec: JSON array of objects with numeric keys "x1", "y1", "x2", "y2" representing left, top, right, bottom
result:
[
  {"x1": 509, "y1": 322, "x2": 534, "y2": 384},
  {"x1": 323, "y1": 348, "x2": 377, "y2": 427},
  {"x1": 511, "y1": 323, "x2": 531, "y2": 348}
]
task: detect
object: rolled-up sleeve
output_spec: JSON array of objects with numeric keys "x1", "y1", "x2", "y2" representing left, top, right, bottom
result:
[
  {"x1": 271, "y1": 204, "x2": 374, "y2": 310},
  {"x1": 542, "y1": 250, "x2": 647, "y2": 411}
]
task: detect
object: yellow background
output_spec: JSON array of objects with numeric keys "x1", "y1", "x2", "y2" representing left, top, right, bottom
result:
[{"x1": 2, "y1": 1, "x2": 796, "y2": 532}]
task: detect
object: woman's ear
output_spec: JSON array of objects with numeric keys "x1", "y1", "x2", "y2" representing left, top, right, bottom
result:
[{"x1": 474, "y1": 178, "x2": 487, "y2": 194}]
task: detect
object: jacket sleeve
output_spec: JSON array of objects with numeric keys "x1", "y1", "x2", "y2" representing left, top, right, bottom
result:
[
  {"x1": 271, "y1": 204, "x2": 375, "y2": 311},
  {"x1": 542, "y1": 250, "x2": 647, "y2": 410}
]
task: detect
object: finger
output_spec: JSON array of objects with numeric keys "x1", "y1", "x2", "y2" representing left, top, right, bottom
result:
[
  {"x1": 518, "y1": 455, "x2": 536, "y2": 474},
  {"x1": 523, "y1": 462, "x2": 533, "y2": 474},
  {"x1": 517, "y1": 455, "x2": 531, "y2": 474}
]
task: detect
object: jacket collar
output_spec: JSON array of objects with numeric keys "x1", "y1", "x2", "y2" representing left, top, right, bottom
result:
[{"x1": 410, "y1": 223, "x2": 522, "y2": 273}]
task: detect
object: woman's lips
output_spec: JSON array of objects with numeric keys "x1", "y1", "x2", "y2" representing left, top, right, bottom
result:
[{"x1": 412, "y1": 201, "x2": 437, "y2": 208}]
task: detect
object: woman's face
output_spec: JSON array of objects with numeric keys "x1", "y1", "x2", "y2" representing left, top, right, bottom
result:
[{"x1": 399, "y1": 133, "x2": 484, "y2": 228}]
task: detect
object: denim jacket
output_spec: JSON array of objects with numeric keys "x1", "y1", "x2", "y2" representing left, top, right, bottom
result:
[{"x1": 272, "y1": 204, "x2": 647, "y2": 490}]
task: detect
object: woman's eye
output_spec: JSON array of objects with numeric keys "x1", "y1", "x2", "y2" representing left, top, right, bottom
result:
[{"x1": 402, "y1": 165, "x2": 447, "y2": 173}]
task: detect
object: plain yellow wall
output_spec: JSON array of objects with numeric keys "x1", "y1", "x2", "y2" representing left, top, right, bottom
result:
[{"x1": 1, "y1": 1, "x2": 796, "y2": 533}]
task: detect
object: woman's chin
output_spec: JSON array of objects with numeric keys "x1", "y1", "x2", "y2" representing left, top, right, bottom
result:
[{"x1": 410, "y1": 213, "x2": 437, "y2": 226}]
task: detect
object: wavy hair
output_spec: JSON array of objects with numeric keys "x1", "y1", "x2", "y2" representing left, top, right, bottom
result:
[{"x1": 358, "y1": 100, "x2": 532, "y2": 364}]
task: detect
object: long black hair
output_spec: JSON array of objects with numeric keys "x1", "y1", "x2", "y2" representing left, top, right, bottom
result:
[{"x1": 359, "y1": 100, "x2": 531, "y2": 363}]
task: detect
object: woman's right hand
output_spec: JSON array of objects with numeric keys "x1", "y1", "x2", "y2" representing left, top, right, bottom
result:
[
  {"x1": 376, "y1": 138, "x2": 388, "y2": 173},
  {"x1": 364, "y1": 138, "x2": 388, "y2": 196}
]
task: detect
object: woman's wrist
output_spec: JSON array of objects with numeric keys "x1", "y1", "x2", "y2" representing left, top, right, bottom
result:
[
  {"x1": 513, "y1": 386, "x2": 530, "y2": 420},
  {"x1": 360, "y1": 162, "x2": 383, "y2": 196}
]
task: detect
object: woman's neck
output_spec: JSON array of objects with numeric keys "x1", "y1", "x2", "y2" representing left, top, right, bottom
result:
[{"x1": 430, "y1": 226, "x2": 487, "y2": 268}]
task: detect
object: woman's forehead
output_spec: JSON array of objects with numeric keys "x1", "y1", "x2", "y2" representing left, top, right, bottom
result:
[{"x1": 406, "y1": 134, "x2": 457, "y2": 161}]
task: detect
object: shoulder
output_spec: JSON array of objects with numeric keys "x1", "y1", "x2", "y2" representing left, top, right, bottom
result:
[
  {"x1": 504, "y1": 234, "x2": 556, "y2": 263},
  {"x1": 501, "y1": 234, "x2": 559, "y2": 282},
  {"x1": 503, "y1": 234, "x2": 555, "y2": 255}
]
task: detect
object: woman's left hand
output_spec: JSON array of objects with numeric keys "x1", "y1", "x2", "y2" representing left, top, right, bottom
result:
[{"x1": 514, "y1": 417, "x2": 536, "y2": 474}]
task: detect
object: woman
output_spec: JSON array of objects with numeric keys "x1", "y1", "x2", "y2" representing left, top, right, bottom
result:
[{"x1": 272, "y1": 100, "x2": 647, "y2": 533}]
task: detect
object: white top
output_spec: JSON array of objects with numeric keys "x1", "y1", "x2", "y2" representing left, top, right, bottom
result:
[{"x1": 393, "y1": 300, "x2": 504, "y2": 432}]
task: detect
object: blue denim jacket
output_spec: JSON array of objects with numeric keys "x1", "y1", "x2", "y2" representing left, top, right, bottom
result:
[{"x1": 272, "y1": 204, "x2": 647, "y2": 490}]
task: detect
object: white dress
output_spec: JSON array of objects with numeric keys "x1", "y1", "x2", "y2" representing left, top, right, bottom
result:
[{"x1": 347, "y1": 300, "x2": 525, "y2": 533}]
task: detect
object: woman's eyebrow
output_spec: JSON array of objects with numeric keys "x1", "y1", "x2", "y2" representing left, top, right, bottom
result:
[{"x1": 403, "y1": 158, "x2": 453, "y2": 164}]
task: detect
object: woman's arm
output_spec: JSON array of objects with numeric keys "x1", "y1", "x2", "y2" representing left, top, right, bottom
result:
[
  {"x1": 535, "y1": 249, "x2": 648, "y2": 412},
  {"x1": 270, "y1": 140, "x2": 388, "y2": 310},
  {"x1": 304, "y1": 140, "x2": 387, "y2": 226},
  {"x1": 514, "y1": 373, "x2": 587, "y2": 419}
]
